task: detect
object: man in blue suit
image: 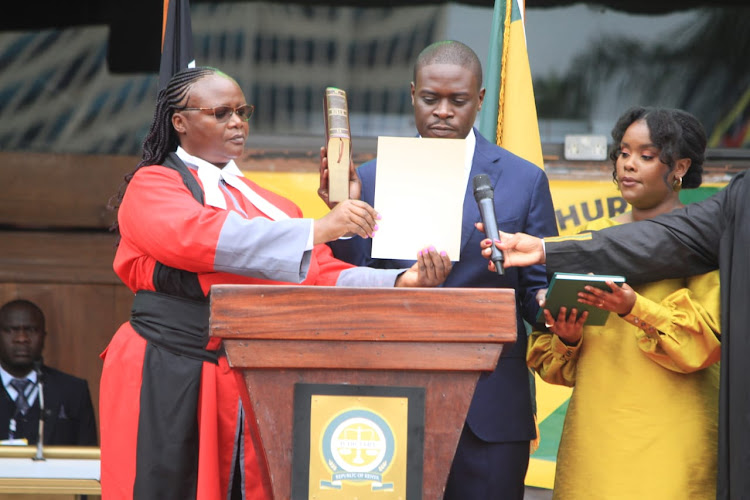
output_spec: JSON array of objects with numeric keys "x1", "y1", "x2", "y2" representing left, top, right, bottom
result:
[{"x1": 319, "y1": 40, "x2": 558, "y2": 499}]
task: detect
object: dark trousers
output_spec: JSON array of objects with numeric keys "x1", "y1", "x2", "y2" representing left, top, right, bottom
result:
[{"x1": 444, "y1": 424, "x2": 530, "y2": 500}]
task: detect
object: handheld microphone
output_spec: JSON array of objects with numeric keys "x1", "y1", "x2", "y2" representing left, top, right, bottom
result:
[
  {"x1": 32, "y1": 358, "x2": 45, "y2": 461},
  {"x1": 472, "y1": 174, "x2": 504, "y2": 275}
]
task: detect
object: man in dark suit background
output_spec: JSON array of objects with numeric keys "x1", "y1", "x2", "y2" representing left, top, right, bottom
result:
[
  {"x1": 0, "y1": 299, "x2": 97, "y2": 446},
  {"x1": 318, "y1": 40, "x2": 558, "y2": 499}
]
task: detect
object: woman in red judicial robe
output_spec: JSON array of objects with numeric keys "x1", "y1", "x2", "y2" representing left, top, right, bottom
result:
[{"x1": 101, "y1": 67, "x2": 451, "y2": 500}]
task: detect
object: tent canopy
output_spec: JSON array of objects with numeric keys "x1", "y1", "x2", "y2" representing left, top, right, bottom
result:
[{"x1": 2, "y1": 0, "x2": 744, "y2": 32}]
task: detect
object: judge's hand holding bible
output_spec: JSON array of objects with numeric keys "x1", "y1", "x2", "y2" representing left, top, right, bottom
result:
[{"x1": 316, "y1": 144, "x2": 380, "y2": 241}]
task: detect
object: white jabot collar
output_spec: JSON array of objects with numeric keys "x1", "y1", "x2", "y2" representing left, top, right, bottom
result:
[{"x1": 175, "y1": 147, "x2": 289, "y2": 221}]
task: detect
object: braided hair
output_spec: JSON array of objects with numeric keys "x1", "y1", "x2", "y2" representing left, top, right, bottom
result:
[{"x1": 108, "y1": 67, "x2": 219, "y2": 236}]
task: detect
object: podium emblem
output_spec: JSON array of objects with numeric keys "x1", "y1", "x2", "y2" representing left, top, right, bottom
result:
[
  {"x1": 292, "y1": 383, "x2": 425, "y2": 499},
  {"x1": 320, "y1": 408, "x2": 395, "y2": 491}
]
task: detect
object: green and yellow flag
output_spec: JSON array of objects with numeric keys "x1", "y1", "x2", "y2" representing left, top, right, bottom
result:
[{"x1": 479, "y1": 0, "x2": 544, "y2": 169}]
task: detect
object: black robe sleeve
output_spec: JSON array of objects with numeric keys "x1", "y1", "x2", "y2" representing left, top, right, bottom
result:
[{"x1": 543, "y1": 174, "x2": 742, "y2": 283}]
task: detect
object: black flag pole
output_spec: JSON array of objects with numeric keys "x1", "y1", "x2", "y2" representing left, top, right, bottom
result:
[{"x1": 158, "y1": 0, "x2": 196, "y2": 92}]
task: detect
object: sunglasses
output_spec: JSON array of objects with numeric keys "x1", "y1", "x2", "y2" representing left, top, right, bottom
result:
[{"x1": 181, "y1": 104, "x2": 254, "y2": 122}]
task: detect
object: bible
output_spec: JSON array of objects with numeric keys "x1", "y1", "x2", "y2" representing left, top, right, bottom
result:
[
  {"x1": 537, "y1": 272, "x2": 626, "y2": 326},
  {"x1": 323, "y1": 87, "x2": 351, "y2": 202}
]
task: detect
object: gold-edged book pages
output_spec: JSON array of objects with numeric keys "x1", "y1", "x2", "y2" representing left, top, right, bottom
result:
[{"x1": 323, "y1": 87, "x2": 351, "y2": 203}]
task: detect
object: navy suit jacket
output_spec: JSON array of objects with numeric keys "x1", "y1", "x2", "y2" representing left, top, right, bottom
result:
[
  {"x1": 1, "y1": 365, "x2": 98, "y2": 446},
  {"x1": 329, "y1": 129, "x2": 558, "y2": 442}
]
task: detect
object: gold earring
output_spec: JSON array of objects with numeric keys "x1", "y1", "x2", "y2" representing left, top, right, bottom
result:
[{"x1": 672, "y1": 176, "x2": 682, "y2": 191}]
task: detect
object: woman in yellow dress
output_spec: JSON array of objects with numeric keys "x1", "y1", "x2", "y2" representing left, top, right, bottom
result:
[{"x1": 528, "y1": 107, "x2": 721, "y2": 499}]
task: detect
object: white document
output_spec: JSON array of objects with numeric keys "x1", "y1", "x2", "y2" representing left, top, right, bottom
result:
[{"x1": 371, "y1": 136, "x2": 466, "y2": 261}]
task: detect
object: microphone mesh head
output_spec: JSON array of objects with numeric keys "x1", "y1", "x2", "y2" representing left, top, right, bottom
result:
[{"x1": 472, "y1": 174, "x2": 494, "y2": 202}]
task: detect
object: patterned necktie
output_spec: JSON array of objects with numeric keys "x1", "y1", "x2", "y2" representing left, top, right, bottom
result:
[{"x1": 9, "y1": 378, "x2": 31, "y2": 415}]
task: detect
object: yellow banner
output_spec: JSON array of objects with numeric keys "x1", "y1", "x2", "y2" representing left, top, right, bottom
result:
[{"x1": 547, "y1": 180, "x2": 624, "y2": 235}]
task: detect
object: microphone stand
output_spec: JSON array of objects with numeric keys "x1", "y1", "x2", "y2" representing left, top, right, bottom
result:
[{"x1": 32, "y1": 360, "x2": 45, "y2": 461}]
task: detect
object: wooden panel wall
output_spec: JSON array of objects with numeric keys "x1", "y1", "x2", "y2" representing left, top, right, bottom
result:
[
  {"x1": 0, "y1": 281, "x2": 132, "y2": 440},
  {"x1": 0, "y1": 152, "x2": 140, "y2": 438}
]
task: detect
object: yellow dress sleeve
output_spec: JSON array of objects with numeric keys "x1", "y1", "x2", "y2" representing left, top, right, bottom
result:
[
  {"x1": 527, "y1": 330, "x2": 581, "y2": 387},
  {"x1": 620, "y1": 270, "x2": 721, "y2": 373},
  {"x1": 526, "y1": 216, "x2": 613, "y2": 387}
]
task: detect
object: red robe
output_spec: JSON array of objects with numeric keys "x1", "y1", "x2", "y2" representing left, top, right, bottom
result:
[{"x1": 100, "y1": 160, "x2": 356, "y2": 500}]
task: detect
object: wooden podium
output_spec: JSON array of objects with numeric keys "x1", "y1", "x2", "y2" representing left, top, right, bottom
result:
[{"x1": 210, "y1": 285, "x2": 516, "y2": 499}]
